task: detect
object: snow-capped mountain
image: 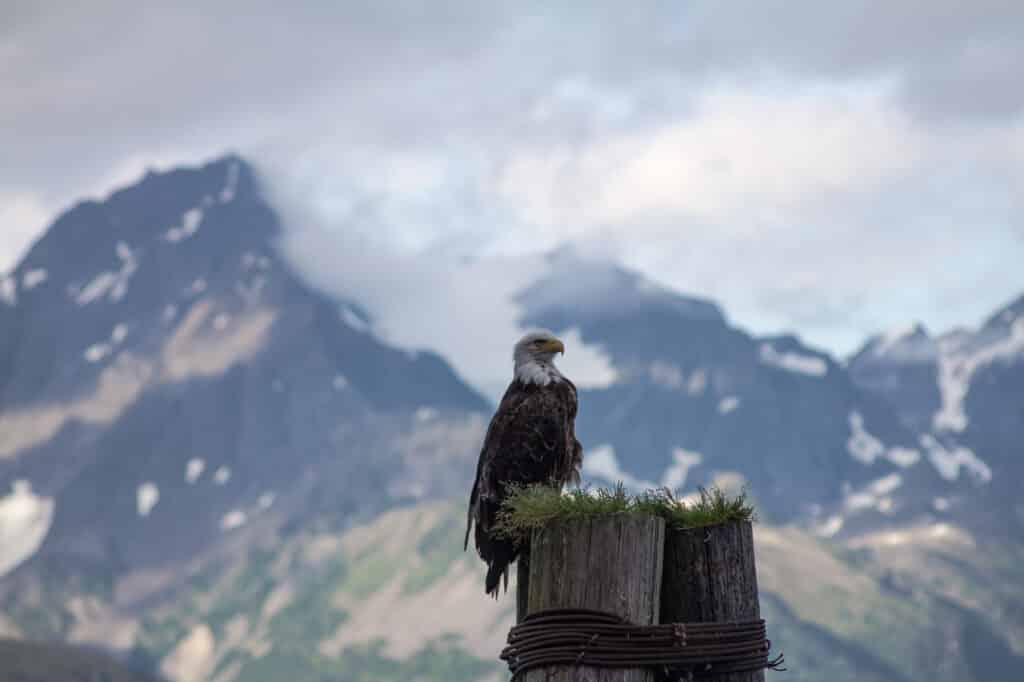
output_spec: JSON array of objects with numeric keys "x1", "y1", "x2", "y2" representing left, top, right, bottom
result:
[
  {"x1": 850, "y1": 295, "x2": 1024, "y2": 532},
  {"x1": 517, "y1": 249, "x2": 996, "y2": 534},
  {"x1": 0, "y1": 156, "x2": 489, "y2": 589}
]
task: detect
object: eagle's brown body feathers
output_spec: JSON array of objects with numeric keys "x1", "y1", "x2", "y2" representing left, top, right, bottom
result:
[{"x1": 465, "y1": 375, "x2": 582, "y2": 596}]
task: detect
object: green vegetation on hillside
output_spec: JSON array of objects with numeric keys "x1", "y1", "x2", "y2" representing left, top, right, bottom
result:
[{"x1": 494, "y1": 483, "x2": 755, "y2": 540}]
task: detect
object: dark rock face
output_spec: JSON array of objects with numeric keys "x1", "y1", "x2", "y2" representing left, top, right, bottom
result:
[{"x1": 848, "y1": 324, "x2": 941, "y2": 433}]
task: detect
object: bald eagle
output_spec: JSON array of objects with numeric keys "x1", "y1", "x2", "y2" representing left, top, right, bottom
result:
[{"x1": 464, "y1": 330, "x2": 583, "y2": 596}]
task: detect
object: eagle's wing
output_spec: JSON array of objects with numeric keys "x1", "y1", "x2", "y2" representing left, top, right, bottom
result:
[{"x1": 465, "y1": 380, "x2": 580, "y2": 595}]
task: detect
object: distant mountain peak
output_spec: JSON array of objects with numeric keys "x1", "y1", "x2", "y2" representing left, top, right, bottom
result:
[
  {"x1": 851, "y1": 322, "x2": 935, "y2": 365},
  {"x1": 519, "y1": 246, "x2": 725, "y2": 330}
]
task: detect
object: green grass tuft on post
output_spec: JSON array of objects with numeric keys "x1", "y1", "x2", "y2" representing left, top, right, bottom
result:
[{"x1": 494, "y1": 482, "x2": 756, "y2": 542}]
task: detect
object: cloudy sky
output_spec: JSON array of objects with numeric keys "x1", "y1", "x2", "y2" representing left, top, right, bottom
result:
[{"x1": 3, "y1": 1, "x2": 1023, "y2": 364}]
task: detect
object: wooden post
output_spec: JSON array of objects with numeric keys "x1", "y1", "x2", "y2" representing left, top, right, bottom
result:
[
  {"x1": 659, "y1": 521, "x2": 763, "y2": 682},
  {"x1": 516, "y1": 545, "x2": 530, "y2": 625},
  {"x1": 519, "y1": 515, "x2": 665, "y2": 682}
]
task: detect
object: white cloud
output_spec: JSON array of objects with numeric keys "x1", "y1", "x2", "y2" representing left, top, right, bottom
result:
[
  {"x1": 0, "y1": 193, "x2": 50, "y2": 273},
  {"x1": 277, "y1": 220, "x2": 549, "y2": 401},
  {"x1": 552, "y1": 327, "x2": 619, "y2": 390},
  {"x1": 498, "y1": 88, "x2": 926, "y2": 228},
  {"x1": 3, "y1": 2, "x2": 1023, "y2": 366}
]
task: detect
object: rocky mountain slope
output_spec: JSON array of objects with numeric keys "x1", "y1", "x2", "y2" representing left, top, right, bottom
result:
[{"x1": 0, "y1": 157, "x2": 489, "y2": 677}]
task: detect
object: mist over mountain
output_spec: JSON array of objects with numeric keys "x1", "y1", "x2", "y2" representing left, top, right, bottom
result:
[
  {"x1": 1, "y1": 155, "x2": 1022, "y2": 682},
  {"x1": 0, "y1": 157, "x2": 489, "y2": 617}
]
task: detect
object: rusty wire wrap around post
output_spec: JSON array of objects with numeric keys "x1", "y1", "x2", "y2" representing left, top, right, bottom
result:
[{"x1": 501, "y1": 608, "x2": 784, "y2": 679}]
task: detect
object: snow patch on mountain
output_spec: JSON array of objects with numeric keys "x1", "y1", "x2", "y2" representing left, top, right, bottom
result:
[
  {"x1": 844, "y1": 473, "x2": 902, "y2": 513},
  {"x1": 661, "y1": 448, "x2": 702, "y2": 491},
  {"x1": 22, "y1": 268, "x2": 47, "y2": 290},
  {"x1": 919, "y1": 434, "x2": 991, "y2": 483},
  {"x1": 220, "y1": 510, "x2": 246, "y2": 530},
  {"x1": 83, "y1": 343, "x2": 111, "y2": 364},
  {"x1": 73, "y1": 242, "x2": 138, "y2": 305},
  {"x1": 0, "y1": 480, "x2": 54, "y2": 577},
  {"x1": 647, "y1": 361, "x2": 683, "y2": 389},
  {"x1": 185, "y1": 458, "x2": 206, "y2": 484},
  {"x1": 718, "y1": 396, "x2": 740, "y2": 414},
  {"x1": 164, "y1": 207, "x2": 204, "y2": 243},
  {"x1": 212, "y1": 466, "x2": 231, "y2": 485},
  {"x1": 83, "y1": 323, "x2": 130, "y2": 364},
  {"x1": 846, "y1": 412, "x2": 920, "y2": 467},
  {"x1": 220, "y1": 160, "x2": 240, "y2": 203},
  {"x1": 933, "y1": 318, "x2": 1024, "y2": 432},
  {"x1": 0, "y1": 274, "x2": 15, "y2": 305},
  {"x1": 886, "y1": 447, "x2": 921, "y2": 467},
  {"x1": 136, "y1": 482, "x2": 159, "y2": 517},
  {"x1": 583, "y1": 444, "x2": 657, "y2": 489},
  {"x1": 414, "y1": 407, "x2": 438, "y2": 423},
  {"x1": 759, "y1": 343, "x2": 827, "y2": 376},
  {"x1": 846, "y1": 412, "x2": 884, "y2": 463}
]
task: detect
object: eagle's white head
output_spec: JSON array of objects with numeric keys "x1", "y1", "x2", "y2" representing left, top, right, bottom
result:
[{"x1": 513, "y1": 330, "x2": 566, "y2": 385}]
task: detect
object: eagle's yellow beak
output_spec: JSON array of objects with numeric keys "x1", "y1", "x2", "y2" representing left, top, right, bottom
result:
[{"x1": 544, "y1": 338, "x2": 565, "y2": 355}]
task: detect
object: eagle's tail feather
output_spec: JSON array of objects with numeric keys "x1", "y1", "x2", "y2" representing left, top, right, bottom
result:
[
  {"x1": 484, "y1": 539, "x2": 518, "y2": 597},
  {"x1": 485, "y1": 561, "x2": 509, "y2": 597}
]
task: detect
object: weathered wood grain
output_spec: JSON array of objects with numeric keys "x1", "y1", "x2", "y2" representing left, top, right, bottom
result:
[
  {"x1": 516, "y1": 544, "x2": 530, "y2": 624},
  {"x1": 521, "y1": 514, "x2": 665, "y2": 682},
  {"x1": 659, "y1": 520, "x2": 763, "y2": 682}
]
